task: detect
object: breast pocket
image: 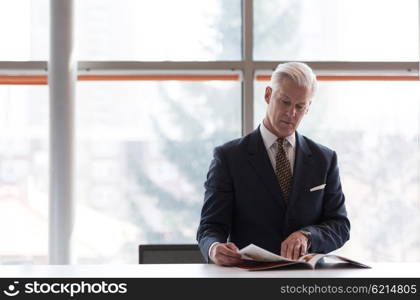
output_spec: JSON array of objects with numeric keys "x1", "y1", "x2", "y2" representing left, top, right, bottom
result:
[
  {"x1": 289, "y1": 188, "x2": 325, "y2": 226},
  {"x1": 309, "y1": 183, "x2": 326, "y2": 192}
]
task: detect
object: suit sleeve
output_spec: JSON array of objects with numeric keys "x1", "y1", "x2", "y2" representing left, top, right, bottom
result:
[
  {"x1": 196, "y1": 146, "x2": 235, "y2": 262},
  {"x1": 301, "y1": 151, "x2": 350, "y2": 253}
]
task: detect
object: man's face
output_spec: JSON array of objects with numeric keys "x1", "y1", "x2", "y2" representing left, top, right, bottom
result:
[{"x1": 264, "y1": 77, "x2": 312, "y2": 137}]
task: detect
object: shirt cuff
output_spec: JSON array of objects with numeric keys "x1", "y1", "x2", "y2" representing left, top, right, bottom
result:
[{"x1": 208, "y1": 242, "x2": 220, "y2": 261}]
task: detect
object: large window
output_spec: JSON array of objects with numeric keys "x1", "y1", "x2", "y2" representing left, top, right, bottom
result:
[
  {"x1": 77, "y1": 0, "x2": 241, "y2": 61},
  {"x1": 74, "y1": 80, "x2": 240, "y2": 263},
  {"x1": 0, "y1": 85, "x2": 48, "y2": 263},
  {"x1": 0, "y1": 0, "x2": 49, "y2": 60},
  {"x1": 1, "y1": 0, "x2": 419, "y2": 264},
  {"x1": 254, "y1": 0, "x2": 418, "y2": 61}
]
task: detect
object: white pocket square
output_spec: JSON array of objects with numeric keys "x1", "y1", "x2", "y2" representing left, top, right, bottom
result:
[{"x1": 310, "y1": 184, "x2": 326, "y2": 192}]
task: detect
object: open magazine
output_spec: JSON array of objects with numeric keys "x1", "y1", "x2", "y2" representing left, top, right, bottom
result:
[{"x1": 237, "y1": 244, "x2": 370, "y2": 271}]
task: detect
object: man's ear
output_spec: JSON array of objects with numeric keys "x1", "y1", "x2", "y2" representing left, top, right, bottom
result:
[{"x1": 264, "y1": 86, "x2": 272, "y2": 104}]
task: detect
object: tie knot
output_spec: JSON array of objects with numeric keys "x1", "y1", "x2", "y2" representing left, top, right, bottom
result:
[{"x1": 277, "y1": 138, "x2": 286, "y2": 148}]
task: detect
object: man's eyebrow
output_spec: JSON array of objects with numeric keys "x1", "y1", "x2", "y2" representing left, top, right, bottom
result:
[
  {"x1": 279, "y1": 94, "x2": 307, "y2": 105},
  {"x1": 278, "y1": 92, "x2": 308, "y2": 105}
]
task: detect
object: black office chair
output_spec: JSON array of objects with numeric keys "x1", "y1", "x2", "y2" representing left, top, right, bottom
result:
[{"x1": 138, "y1": 244, "x2": 205, "y2": 264}]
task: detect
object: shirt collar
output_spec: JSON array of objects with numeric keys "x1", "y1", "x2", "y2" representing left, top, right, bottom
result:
[{"x1": 259, "y1": 121, "x2": 296, "y2": 150}]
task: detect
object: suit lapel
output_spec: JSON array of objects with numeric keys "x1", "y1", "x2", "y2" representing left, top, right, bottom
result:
[
  {"x1": 247, "y1": 127, "x2": 286, "y2": 209},
  {"x1": 288, "y1": 132, "x2": 313, "y2": 207}
]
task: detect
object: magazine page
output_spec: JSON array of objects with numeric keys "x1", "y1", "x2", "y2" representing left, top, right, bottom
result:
[
  {"x1": 239, "y1": 244, "x2": 295, "y2": 263},
  {"x1": 298, "y1": 253, "x2": 326, "y2": 269},
  {"x1": 323, "y1": 254, "x2": 371, "y2": 268},
  {"x1": 238, "y1": 244, "x2": 370, "y2": 270},
  {"x1": 238, "y1": 244, "x2": 315, "y2": 270}
]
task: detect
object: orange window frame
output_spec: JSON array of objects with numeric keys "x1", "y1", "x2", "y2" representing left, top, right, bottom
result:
[
  {"x1": 255, "y1": 75, "x2": 418, "y2": 82},
  {"x1": 0, "y1": 74, "x2": 418, "y2": 85},
  {"x1": 0, "y1": 74, "x2": 240, "y2": 85}
]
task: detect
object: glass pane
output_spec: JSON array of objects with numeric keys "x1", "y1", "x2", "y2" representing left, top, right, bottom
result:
[
  {"x1": 254, "y1": 0, "x2": 419, "y2": 61},
  {"x1": 77, "y1": 0, "x2": 241, "y2": 61},
  {"x1": 254, "y1": 80, "x2": 420, "y2": 262},
  {"x1": 74, "y1": 80, "x2": 241, "y2": 263},
  {"x1": 0, "y1": 85, "x2": 48, "y2": 264},
  {"x1": 0, "y1": 0, "x2": 49, "y2": 60}
]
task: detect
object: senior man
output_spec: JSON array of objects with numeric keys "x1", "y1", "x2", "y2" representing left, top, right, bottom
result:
[{"x1": 197, "y1": 62, "x2": 350, "y2": 266}]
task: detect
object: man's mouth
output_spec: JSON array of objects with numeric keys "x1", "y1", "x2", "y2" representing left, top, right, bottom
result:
[{"x1": 281, "y1": 120, "x2": 293, "y2": 126}]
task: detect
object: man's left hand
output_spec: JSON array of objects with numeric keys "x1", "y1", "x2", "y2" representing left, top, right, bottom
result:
[{"x1": 280, "y1": 231, "x2": 309, "y2": 260}]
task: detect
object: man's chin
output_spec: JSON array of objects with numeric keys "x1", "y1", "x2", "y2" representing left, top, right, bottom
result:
[{"x1": 276, "y1": 126, "x2": 295, "y2": 137}]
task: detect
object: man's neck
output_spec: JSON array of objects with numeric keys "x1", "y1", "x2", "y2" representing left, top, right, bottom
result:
[
  {"x1": 262, "y1": 118, "x2": 296, "y2": 141},
  {"x1": 262, "y1": 118, "x2": 275, "y2": 135}
]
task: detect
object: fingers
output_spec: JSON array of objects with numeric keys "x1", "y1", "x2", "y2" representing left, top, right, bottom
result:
[
  {"x1": 219, "y1": 245, "x2": 241, "y2": 258},
  {"x1": 217, "y1": 255, "x2": 243, "y2": 266},
  {"x1": 300, "y1": 242, "x2": 307, "y2": 257},
  {"x1": 287, "y1": 242, "x2": 295, "y2": 259},
  {"x1": 281, "y1": 242, "x2": 300, "y2": 260},
  {"x1": 225, "y1": 242, "x2": 240, "y2": 252},
  {"x1": 281, "y1": 231, "x2": 309, "y2": 260},
  {"x1": 211, "y1": 243, "x2": 243, "y2": 266},
  {"x1": 281, "y1": 243, "x2": 287, "y2": 258},
  {"x1": 292, "y1": 243, "x2": 301, "y2": 260}
]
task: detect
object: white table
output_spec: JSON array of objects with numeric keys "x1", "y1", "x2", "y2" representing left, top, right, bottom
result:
[{"x1": 0, "y1": 263, "x2": 419, "y2": 278}]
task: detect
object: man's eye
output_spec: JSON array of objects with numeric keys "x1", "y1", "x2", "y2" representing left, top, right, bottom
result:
[
  {"x1": 296, "y1": 105, "x2": 304, "y2": 110},
  {"x1": 282, "y1": 100, "x2": 291, "y2": 105}
]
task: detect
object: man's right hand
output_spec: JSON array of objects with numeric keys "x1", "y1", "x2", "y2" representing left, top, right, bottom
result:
[{"x1": 210, "y1": 242, "x2": 243, "y2": 266}]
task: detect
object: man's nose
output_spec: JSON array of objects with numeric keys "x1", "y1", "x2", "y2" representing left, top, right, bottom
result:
[{"x1": 284, "y1": 105, "x2": 297, "y2": 117}]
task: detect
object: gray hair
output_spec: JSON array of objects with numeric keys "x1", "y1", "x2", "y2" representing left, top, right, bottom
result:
[{"x1": 270, "y1": 62, "x2": 318, "y2": 97}]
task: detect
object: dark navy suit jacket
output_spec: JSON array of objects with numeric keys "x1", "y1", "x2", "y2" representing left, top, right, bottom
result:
[{"x1": 196, "y1": 128, "x2": 350, "y2": 262}]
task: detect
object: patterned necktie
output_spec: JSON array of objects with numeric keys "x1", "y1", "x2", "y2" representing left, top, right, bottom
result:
[{"x1": 275, "y1": 138, "x2": 292, "y2": 201}]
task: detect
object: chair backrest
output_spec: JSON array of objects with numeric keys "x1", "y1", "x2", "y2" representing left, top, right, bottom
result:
[{"x1": 138, "y1": 244, "x2": 205, "y2": 264}]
